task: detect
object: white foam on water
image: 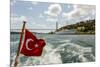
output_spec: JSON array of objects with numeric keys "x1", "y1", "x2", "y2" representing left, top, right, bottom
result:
[
  {"x1": 59, "y1": 42, "x2": 95, "y2": 62},
  {"x1": 11, "y1": 39, "x2": 95, "y2": 66},
  {"x1": 58, "y1": 40, "x2": 71, "y2": 43},
  {"x1": 23, "y1": 43, "x2": 62, "y2": 65},
  {"x1": 39, "y1": 43, "x2": 62, "y2": 64}
]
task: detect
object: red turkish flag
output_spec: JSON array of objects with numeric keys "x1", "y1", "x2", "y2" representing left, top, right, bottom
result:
[{"x1": 20, "y1": 29, "x2": 46, "y2": 56}]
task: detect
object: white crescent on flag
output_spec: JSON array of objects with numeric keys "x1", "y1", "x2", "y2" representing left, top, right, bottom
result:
[{"x1": 26, "y1": 39, "x2": 34, "y2": 50}]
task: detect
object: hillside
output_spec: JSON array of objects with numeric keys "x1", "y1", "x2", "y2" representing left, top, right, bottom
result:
[{"x1": 51, "y1": 19, "x2": 95, "y2": 34}]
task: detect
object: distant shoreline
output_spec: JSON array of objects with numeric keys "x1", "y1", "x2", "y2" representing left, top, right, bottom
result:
[
  {"x1": 54, "y1": 33, "x2": 95, "y2": 35},
  {"x1": 10, "y1": 32, "x2": 95, "y2": 35}
]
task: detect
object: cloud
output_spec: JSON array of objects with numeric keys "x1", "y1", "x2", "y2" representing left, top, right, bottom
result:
[
  {"x1": 11, "y1": 14, "x2": 27, "y2": 24},
  {"x1": 67, "y1": 5, "x2": 72, "y2": 9},
  {"x1": 10, "y1": 13, "x2": 49, "y2": 29},
  {"x1": 31, "y1": 1, "x2": 38, "y2": 5},
  {"x1": 39, "y1": 14, "x2": 44, "y2": 18},
  {"x1": 11, "y1": 14, "x2": 27, "y2": 29},
  {"x1": 28, "y1": 2, "x2": 38, "y2": 10},
  {"x1": 11, "y1": 14, "x2": 19, "y2": 23},
  {"x1": 62, "y1": 5, "x2": 77, "y2": 19},
  {"x1": 19, "y1": 16, "x2": 27, "y2": 21},
  {"x1": 44, "y1": 4, "x2": 62, "y2": 17},
  {"x1": 62, "y1": 5, "x2": 95, "y2": 21},
  {"x1": 46, "y1": 18, "x2": 57, "y2": 22}
]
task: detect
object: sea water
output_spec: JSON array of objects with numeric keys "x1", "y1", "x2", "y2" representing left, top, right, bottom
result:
[{"x1": 10, "y1": 34, "x2": 95, "y2": 66}]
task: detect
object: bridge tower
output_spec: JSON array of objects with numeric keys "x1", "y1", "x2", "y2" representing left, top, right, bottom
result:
[{"x1": 56, "y1": 22, "x2": 58, "y2": 31}]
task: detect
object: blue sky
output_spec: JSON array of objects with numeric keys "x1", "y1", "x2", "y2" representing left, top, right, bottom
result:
[{"x1": 11, "y1": 0, "x2": 95, "y2": 33}]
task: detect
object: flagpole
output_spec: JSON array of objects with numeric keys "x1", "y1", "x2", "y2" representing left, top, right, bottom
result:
[{"x1": 14, "y1": 21, "x2": 26, "y2": 67}]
